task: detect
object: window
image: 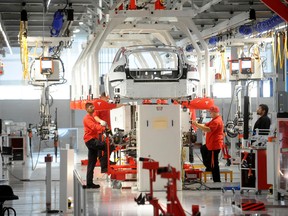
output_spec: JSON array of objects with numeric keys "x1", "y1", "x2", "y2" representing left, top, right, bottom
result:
[
  {"x1": 99, "y1": 48, "x2": 118, "y2": 76},
  {"x1": 212, "y1": 82, "x2": 231, "y2": 98}
]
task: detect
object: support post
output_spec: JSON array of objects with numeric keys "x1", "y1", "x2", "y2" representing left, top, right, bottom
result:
[
  {"x1": 45, "y1": 154, "x2": 53, "y2": 212},
  {"x1": 59, "y1": 144, "x2": 74, "y2": 214}
]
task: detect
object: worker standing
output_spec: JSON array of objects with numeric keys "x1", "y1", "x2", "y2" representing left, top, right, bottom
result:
[
  {"x1": 93, "y1": 92, "x2": 125, "y2": 172},
  {"x1": 253, "y1": 104, "x2": 271, "y2": 135},
  {"x1": 192, "y1": 105, "x2": 224, "y2": 182},
  {"x1": 83, "y1": 102, "x2": 106, "y2": 188}
]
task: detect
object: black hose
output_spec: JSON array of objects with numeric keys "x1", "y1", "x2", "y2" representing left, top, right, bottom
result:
[{"x1": 243, "y1": 96, "x2": 250, "y2": 139}]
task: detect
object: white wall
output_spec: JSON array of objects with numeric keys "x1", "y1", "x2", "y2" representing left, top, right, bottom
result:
[{"x1": 0, "y1": 99, "x2": 71, "y2": 128}]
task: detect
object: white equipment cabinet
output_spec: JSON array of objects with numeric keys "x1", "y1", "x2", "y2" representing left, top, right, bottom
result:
[
  {"x1": 110, "y1": 105, "x2": 132, "y2": 133},
  {"x1": 136, "y1": 104, "x2": 182, "y2": 191}
]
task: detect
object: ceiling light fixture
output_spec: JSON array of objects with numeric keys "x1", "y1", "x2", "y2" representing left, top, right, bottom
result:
[
  {"x1": 47, "y1": 0, "x2": 52, "y2": 8},
  {"x1": 73, "y1": 29, "x2": 80, "y2": 33},
  {"x1": 0, "y1": 22, "x2": 13, "y2": 55}
]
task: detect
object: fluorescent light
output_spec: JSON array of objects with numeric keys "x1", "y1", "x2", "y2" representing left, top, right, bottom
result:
[
  {"x1": 0, "y1": 22, "x2": 13, "y2": 55},
  {"x1": 47, "y1": 0, "x2": 52, "y2": 8},
  {"x1": 275, "y1": 24, "x2": 286, "y2": 31},
  {"x1": 79, "y1": 22, "x2": 83, "y2": 25},
  {"x1": 73, "y1": 29, "x2": 80, "y2": 33}
]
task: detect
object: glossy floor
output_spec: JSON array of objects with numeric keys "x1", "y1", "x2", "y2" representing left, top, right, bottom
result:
[{"x1": 1, "y1": 149, "x2": 287, "y2": 216}]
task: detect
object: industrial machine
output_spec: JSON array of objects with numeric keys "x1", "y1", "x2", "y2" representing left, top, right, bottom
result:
[
  {"x1": 136, "y1": 104, "x2": 182, "y2": 191},
  {"x1": 276, "y1": 113, "x2": 288, "y2": 196},
  {"x1": 240, "y1": 148, "x2": 271, "y2": 195},
  {"x1": 29, "y1": 56, "x2": 66, "y2": 139},
  {"x1": 27, "y1": 41, "x2": 68, "y2": 164}
]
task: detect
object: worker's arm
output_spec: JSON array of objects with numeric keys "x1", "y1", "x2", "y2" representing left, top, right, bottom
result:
[
  {"x1": 85, "y1": 116, "x2": 106, "y2": 133},
  {"x1": 191, "y1": 120, "x2": 211, "y2": 132},
  {"x1": 94, "y1": 115, "x2": 107, "y2": 126}
]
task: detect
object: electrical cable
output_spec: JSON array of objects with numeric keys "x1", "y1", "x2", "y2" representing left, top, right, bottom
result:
[
  {"x1": 4, "y1": 167, "x2": 29, "y2": 181},
  {"x1": 183, "y1": 178, "x2": 211, "y2": 191},
  {"x1": 29, "y1": 131, "x2": 34, "y2": 169},
  {"x1": 5, "y1": 165, "x2": 60, "y2": 182},
  {"x1": 226, "y1": 86, "x2": 237, "y2": 124},
  {"x1": 225, "y1": 86, "x2": 242, "y2": 138},
  {"x1": 62, "y1": 0, "x2": 69, "y2": 10},
  {"x1": 193, "y1": 151, "x2": 203, "y2": 163},
  {"x1": 20, "y1": 20, "x2": 29, "y2": 80},
  {"x1": 183, "y1": 210, "x2": 192, "y2": 216}
]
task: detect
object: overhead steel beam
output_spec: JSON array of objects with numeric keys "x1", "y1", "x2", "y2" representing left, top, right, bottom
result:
[
  {"x1": 112, "y1": 23, "x2": 174, "y2": 31},
  {"x1": 194, "y1": 0, "x2": 223, "y2": 16},
  {"x1": 0, "y1": 16, "x2": 12, "y2": 54},
  {"x1": 109, "y1": 10, "x2": 198, "y2": 18},
  {"x1": 201, "y1": 11, "x2": 251, "y2": 38},
  {"x1": 177, "y1": 11, "x2": 251, "y2": 46},
  {"x1": 217, "y1": 37, "x2": 274, "y2": 47},
  {"x1": 26, "y1": 36, "x2": 72, "y2": 46}
]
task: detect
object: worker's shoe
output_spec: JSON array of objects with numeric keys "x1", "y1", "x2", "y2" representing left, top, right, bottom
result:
[
  {"x1": 86, "y1": 183, "x2": 100, "y2": 189},
  {"x1": 101, "y1": 167, "x2": 108, "y2": 173}
]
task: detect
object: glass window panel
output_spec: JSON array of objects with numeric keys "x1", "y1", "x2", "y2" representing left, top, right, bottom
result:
[
  {"x1": 262, "y1": 79, "x2": 271, "y2": 97},
  {"x1": 212, "y1": 82, "x2": 231, "y2": 98}
]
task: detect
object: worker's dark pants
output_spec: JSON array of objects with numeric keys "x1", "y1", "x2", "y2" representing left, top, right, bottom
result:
[
  {"x1": 99, "y1": 143, "x2": 115, "y2": 173},
  {"x1": 200, "y1": 144, "x2": 221, "y2": 182},
  {"x1": 85, "y1": 139, "x2": 106, "y2": 185}
]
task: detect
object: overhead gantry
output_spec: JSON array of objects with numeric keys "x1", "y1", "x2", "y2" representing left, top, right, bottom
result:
[{"x1": 70, "y1": 0, "x2": 253, "y2": 101}]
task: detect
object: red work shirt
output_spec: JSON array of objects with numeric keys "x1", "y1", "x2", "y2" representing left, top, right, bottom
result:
[
  {"x1": 94, "y1": 109, "x2": 111, "y2": 128},
  {"x1": 93, "y1": 101, "x2": 117, "y2": 128},
  {"x1": 83, "y1": 114, "x2": 105, "y2": 143},
  {"x1": 205, "y1": 115, "x2": 224, "y2": 150}
]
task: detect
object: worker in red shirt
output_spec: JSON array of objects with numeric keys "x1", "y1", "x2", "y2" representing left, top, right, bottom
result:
[
  {"x1": 93, "y1": 92, "x2": 125, "y2": 172},
  {"x1": 83, "y1": 102, "x2": 106, "y2": 189},
  {"x1": 94, "y1": 92, "x2": 124, "y2": 128},
  {"x1": 192, "y1": 105, "x2": 224, "y2": 182}
]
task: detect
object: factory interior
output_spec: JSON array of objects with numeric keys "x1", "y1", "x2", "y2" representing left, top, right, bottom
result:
[{"x1": 0, "y1": 0, "x2": 288, "y2": 215}]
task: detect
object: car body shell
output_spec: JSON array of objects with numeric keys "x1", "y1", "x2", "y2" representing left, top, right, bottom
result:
[{"x1": 105, "y1": 45, "x2": 199, "y2": 99}]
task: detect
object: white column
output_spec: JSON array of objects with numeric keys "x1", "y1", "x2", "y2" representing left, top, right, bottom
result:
[
  {"x1": 59, "y1": 144, "x2": 74, "y2": 213},
  {"x1": 45, "y1": 154, "x2": 53, "y2": 211}
]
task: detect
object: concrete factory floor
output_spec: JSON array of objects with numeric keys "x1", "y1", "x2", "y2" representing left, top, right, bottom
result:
[{"x1": 0, "y1": 147, "x2": 287, "y2": 216}]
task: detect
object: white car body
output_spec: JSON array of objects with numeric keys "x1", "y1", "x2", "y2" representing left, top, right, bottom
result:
[{"x1": 105, "y1": 45, "x2": 199, "y2": 99}]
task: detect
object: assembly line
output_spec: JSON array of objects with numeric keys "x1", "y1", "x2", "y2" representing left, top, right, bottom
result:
[{"x1": 0, "y1": 0, "x2": 288, "y2": 216}]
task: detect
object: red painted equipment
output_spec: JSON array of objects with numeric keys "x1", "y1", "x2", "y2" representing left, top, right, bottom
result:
[
  {"x1": 241, "y1": 151, "x2": 249, "y2": 168},
  {"x1": 154, "y1": 0, "x2": 165, "y2": 10},
  {"x1": 156, "y1": 99, "x2": 168, "y2": 104},
  {"x1": 129, "y1": 0, "x2": 137, "y2": 10},
  {"x1": 222, "y1": 143, "x2": 232, "y2": 166},
  {"x1": 103, "y1": 130, "x2": 137, "y2": 182},
  {"x1": 70, "y1": 98, "x2": 121, "y2": 111},
  {"x1": 222, "y1": 144, "x2": 231, "y2": 160},
  {"x1": 135, "y1": 157, "x2": 188, "y2": 216},
  {"x1": 0, "y1": 61, "x2": 4, "y2": 75},
  {"x1": 173, "y1": 97, "x2": 215, "y2": 131},
  {"x1": 77, "y1": 99, "x2": 137, "y2": 185},
  {"x1": 261, "y1": 0, "x2": 288, "y2": 22}
]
